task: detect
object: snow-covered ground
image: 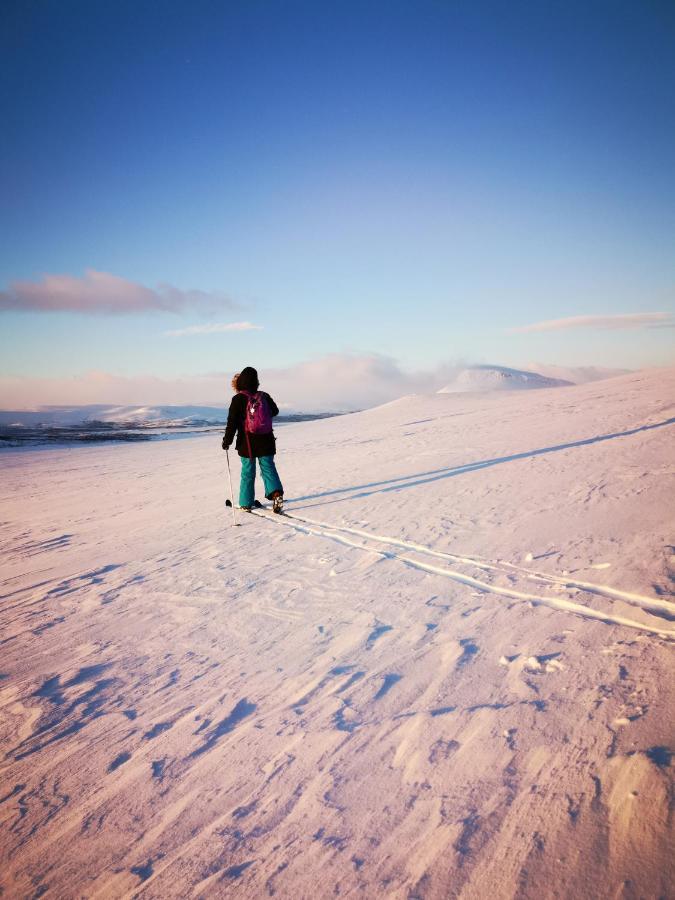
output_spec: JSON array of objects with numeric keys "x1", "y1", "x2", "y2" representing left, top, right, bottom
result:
[{"x1": 0, "y1": 368, "x2": 673, "y2": 898}]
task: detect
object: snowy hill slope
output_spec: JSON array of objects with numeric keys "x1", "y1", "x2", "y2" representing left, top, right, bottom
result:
[
  {"x1": 0, "y1": 367, "x2": 673, "y2": 898},
  {"x1": 437, "y1": 364, "x2": 571, "y2": 392}
]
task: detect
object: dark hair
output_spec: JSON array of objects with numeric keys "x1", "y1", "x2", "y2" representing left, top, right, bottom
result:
[{"x1": 237, "y1": 366, "x2": 259, "y2": 392}]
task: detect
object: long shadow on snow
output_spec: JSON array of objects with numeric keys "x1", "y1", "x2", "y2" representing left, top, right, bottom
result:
[{"x1": 288, "y1": 417, "x2": 675, "y2": 509}]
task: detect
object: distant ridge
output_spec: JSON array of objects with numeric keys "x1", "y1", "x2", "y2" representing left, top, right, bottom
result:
[
  {"x1": 0, "y1": 405, "x2": 229, "y2": 427},
  {"x1": 437, "y1": 365, "x2": 571, "y2": 393}
]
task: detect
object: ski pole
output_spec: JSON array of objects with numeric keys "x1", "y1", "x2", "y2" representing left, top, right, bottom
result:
[{"x1": 225, "y1": 448, "x2": 240, "y2": 527}]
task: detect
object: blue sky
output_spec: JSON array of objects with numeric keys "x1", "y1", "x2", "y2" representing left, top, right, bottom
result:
[{"x1": 1, "y1": 0, "x2": 674, "y2": 405}]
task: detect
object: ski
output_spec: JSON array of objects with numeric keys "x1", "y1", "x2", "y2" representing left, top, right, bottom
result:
[
  {"x1": 226, "y1": 498, "x2": 285, "y2": 514},
  {"x1": 249, "y1": 504, "x2": 289, "y2": 518}
]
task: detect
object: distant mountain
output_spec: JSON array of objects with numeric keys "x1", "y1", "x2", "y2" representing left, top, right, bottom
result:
[
  {"x1": 0, "y1": 405, "x2": 230, "y2": 427},
  {"x1": 437, "y1": 365, "x2": 571, "y2": 394},
  {"x1": 89, "y1": 405, "x2": 231, "y2": 426}
]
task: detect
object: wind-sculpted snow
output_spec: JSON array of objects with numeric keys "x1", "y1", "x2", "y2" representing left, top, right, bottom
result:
[{"x1": 0, "y1": 368, "x2": 673, "y2": 898}]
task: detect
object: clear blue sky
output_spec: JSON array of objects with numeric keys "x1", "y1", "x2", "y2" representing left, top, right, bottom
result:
[{"x1": 1, "y1": 0, "x2": 674, "y2": 401}]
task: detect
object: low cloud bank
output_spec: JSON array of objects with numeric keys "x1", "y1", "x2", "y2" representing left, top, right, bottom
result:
[
  {"x1": 0, "y1": 354, "x2": 633, "y2": 413},
  {"x1": 262, "y1": 355, "x2": 466, "y2": 412},
  {"x1": 0, "y1": 270, "x2": 236, "y2": 315}
]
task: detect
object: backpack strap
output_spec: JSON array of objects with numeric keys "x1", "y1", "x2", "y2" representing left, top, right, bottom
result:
[{"x1": 238, "y1": 390, "x2": 254, "y2": 456}]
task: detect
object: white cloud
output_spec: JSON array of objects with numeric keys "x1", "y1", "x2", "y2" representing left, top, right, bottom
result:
[
  {"x1": 0, "y1": 269, "x2": 236, "y2": 315},
  {"x1": 509, "y1": 312, "x2": 674, "y2": 334},
  {"x1": 262, "y1": 354, "x2": 450, "y2": 411},
  {"x1": 163, "y1": 321, "x2": 262, "y2": 337}
]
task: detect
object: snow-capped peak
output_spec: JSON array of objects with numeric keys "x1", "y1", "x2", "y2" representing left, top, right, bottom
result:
[{"x1": 437, "y1": 365, "x2": 571, "y2": 394}]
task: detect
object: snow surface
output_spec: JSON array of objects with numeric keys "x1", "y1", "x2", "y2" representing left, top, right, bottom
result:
[
  {"x1": 437, "y1": 364, "x2": 571, "y2": 393},
  {"x1": 0, "y1": 368, "x2": 674, "y2": 897}
]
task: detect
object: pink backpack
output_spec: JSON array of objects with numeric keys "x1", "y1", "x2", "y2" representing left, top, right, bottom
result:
[{"x1": 240, "y1": 390, "x2": 273, "y2": 434}]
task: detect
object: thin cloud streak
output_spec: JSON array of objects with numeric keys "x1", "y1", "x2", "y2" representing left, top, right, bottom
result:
[
  {"x1": 0, "y1": 269, "x2": 237, "y2": 315},
  {"x1": 163, "y1": 322, "x2": 263, "y2": 337},
  {"x1": 509, "y1": 313, "x2": 674, "y2": 334}
]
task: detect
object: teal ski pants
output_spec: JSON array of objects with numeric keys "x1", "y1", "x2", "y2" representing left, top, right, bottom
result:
[{"x1": 239, "y1": 455, "x2": 283, "y2": 507}]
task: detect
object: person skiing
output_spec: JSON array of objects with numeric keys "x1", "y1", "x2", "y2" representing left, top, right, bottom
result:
[{"x1": 222, "y1": 366, "x2": 284, "y2": 513}]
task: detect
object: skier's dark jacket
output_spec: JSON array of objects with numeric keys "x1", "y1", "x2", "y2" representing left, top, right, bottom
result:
[{"x1": 222, "y1": 367, "x2": 279, "y2": 458}]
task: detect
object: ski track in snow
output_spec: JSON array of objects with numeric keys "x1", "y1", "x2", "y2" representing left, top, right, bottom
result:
[{"x1": 250, "y1": 510, "x2": 675, "y2": 639}]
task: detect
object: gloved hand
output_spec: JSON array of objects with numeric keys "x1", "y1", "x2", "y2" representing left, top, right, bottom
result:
[{"x1": 222, "y1": 437, "x2": 231, "y2": 450}]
